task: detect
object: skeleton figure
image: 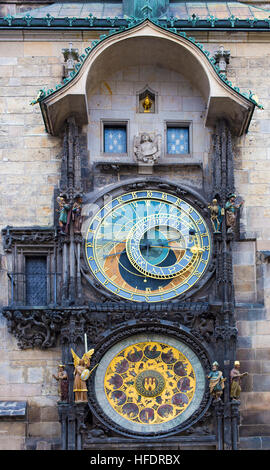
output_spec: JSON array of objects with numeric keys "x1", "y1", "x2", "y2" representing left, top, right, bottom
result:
[{"x1": 208, "y1": 198, "x2": 224, "y2": 233}]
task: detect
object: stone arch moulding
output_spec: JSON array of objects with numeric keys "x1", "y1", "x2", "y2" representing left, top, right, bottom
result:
[{"x1": 38, "y1": 19, "x2": 257, "y2": 137}]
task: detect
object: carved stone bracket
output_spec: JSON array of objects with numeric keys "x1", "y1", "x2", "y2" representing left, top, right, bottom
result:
[
  {"x1": 58, "y1": 402, "x2": 87, "y2": 450},
  {"x1": 2, "y1": 226, "x2": 56, "y2": 252},
  {"x1": 85, "y1": 300, "x2": 214, "y2": 344},
  {"x1": 59, "y1": 117, "x2": 83, "y2": 199},
  {"x1": 1, "y1": 301, "x2": 216, "y2": 351},
  {"x1": 2, "y1": 308, "x2": 68, "y2": 349},
  {"x1": 214, "y1": 325, "x2": 238, "y2": 342}
]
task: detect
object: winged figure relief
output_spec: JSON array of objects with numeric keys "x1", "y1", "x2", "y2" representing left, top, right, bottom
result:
[
  {"x1": 71, "y1": 348, "x2": 96, "y2": 402},
  {"x1": 134, "y1": 132, "x2": 161, "y2": 164}
]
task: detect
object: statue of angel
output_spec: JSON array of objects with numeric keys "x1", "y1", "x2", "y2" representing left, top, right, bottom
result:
[
  {"x1": 71, "y1": 348, "x2": 97, "y2": 403},
  {"x1": 134, "y1": 132, "x2": 161, "y2": 164}
]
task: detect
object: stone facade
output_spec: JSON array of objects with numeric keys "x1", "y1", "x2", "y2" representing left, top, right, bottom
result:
[{"x1": 0, "y1": 0, "x2": 270, "y2": 450}]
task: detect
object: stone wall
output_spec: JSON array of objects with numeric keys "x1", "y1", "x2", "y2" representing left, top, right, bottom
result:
[
  {"x1": 209, "y1": 33, "x2": 270, "y2": 446},
  {"x1": 0, "y1": 33, "x2": 74, "y2": 449},
  {"x1": 0, "y1": 313, "x2": 61, "y2": 449}
]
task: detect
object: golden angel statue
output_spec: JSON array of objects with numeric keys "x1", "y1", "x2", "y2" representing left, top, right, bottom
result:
[
  {"x1": 142, "y1": 94, "x2": 153, "y2": 113},
  {"x1": 71, "y1": 348, "x2": 97, "y2": 403}
]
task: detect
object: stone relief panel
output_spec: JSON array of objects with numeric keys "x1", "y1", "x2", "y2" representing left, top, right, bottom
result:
[{"x1": 133, "y1": 132, "x2": 161, "y2": 165}]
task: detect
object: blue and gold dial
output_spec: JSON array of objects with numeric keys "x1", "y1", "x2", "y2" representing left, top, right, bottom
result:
[{"x1": 85, "y1": 190, "x2": 211, "y2": 302}]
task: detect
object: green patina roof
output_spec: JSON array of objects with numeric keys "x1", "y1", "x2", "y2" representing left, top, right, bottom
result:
[
  {"x1": 10, "y1": 2, "x2": 270, "y2": 20},
  {"x1": 30, "y1": 16, "x2": 263, "y2": 109}
]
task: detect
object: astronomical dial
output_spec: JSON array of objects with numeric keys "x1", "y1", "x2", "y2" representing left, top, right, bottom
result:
[
  {"x1": 85, "y1": 190, "x2": 211, "y2": 302},
  {"x1": 93, "y1": 333, "x2": 207, "y2": 435}
]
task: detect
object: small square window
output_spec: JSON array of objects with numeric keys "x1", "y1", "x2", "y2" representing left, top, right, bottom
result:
[
  {"x1": 104, "y1": 124, "x2": 127, "y2": 154},
  {"x1": 25, "y1": 256, "x2": 47, "y2": 306},
  {"x1": 166, "y1": 126, "x2": 189, "y2": 155}
]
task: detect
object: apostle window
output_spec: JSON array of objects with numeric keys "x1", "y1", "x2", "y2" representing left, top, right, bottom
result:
[
  {"x1": 103, "y1": 123, "x2": 127, "y2": 154},
  {"x1": 166, "y1": 123, "x2": 190, "y2": 156}
]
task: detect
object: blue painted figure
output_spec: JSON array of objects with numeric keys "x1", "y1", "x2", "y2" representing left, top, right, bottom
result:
[{"x1": 207, "y1": 361, "x2": 226, "y2": 400}]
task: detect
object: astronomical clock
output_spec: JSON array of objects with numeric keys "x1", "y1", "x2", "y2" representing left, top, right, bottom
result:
[
  {"x1": 2, "y1": 13, "x2": 246, "y2": 451},
  {"x1": 81, "y1": 185, "x2": 215, "y2": 442}
]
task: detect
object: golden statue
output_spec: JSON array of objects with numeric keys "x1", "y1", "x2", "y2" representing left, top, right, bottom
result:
[
  {"x1": 142, "y1": 94, "x2": 152, "y2": 113},
  {"x1": 71, "y1": 348, "x2": 97, "y2": 403}
]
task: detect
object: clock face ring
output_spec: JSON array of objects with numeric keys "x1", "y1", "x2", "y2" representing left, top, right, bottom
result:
[
  {"x1": 85, "y1": 190, "x2": 211, "y2": 302},
  {"x1": 126, "y1": 214, "x2": 203, "y2": 280}
]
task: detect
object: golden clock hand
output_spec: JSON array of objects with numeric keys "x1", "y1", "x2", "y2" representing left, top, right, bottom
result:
[
  {"x1": 188, "y1": 246, "x2": 205, "y2": 254},
  {"x1": 149, "y1": 245, "x2": 185, "y2": 250},
  {"x1": 97, "y1": 239, "x2": 126, "y2": 244}
]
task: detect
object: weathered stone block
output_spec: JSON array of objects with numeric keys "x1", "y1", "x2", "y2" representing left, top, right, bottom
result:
[
  {"x1": 256, "y1": 321, "x2": 270, "y2": 335},
  {"x1": 27, "y1": 367, "x2": 44, "y2": 384},
  {"x1": 40, "y1": 406, "x2": 59, "y2": 422},
  {"x1": 239, "y1": 437, "x2": 262, "y2": 450},
  {"x1": 241, "y1": 392, "x2": 270, "y2": 411},
  {"x1": 6, "y1": 97, "x2": 34, "y2": 114},
  {"x1": 28, "y1": 422, "x2": 61, "y2": 438},
  {"x1": 240, "y1": 424, "x2": 270, "y2": 437},
  {"x1": 237, "y1": 348, "x2": 256, "y2": 361},
  {"x1": 28, "y1": 405, "x2": 41, "y2": 423},
  {"x1": 236, "y1": 321, "x2": 257, "y2": 337},
  {"x1": 253, "y1": 374, "x2": 270, "y2": 392},
  {"x1": 261, "y1": 362, "x2": 270, "y2": 374},
  {"x1": 241, "y1": 410, "x2": 270, "y2": 426},
  {"x1": 253, "y1": 335, "x2": 270, "y2": 349},
  {"x1": 36, "y1": 440, "x2": 52, "y2": 450},
  {"x1": 0, "y1": 421, "x2": 26, "y2": 435},
  {"x1": 237, "y1": 336, "x2": 252, "y2": 349},
  {"x1": 238, "y1": 360, "x2": 262, "y2": 374},
  {"x1": 262, "y1": 437, "x2": 270, "y2": 449}
]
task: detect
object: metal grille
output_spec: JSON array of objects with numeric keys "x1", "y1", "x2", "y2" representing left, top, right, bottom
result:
[{"x1": 25, "y1": 256, "x2": 47, "y2": 306}]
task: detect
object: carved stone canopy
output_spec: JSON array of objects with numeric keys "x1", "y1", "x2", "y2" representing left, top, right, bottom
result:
[{"x1": 39, "y1": 20, "x2": 256, "y2": 136}]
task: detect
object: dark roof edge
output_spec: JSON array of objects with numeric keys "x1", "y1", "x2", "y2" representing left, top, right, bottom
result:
[{"x1": 1, "y1": 14, "x2": 270, "y2": 30}]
